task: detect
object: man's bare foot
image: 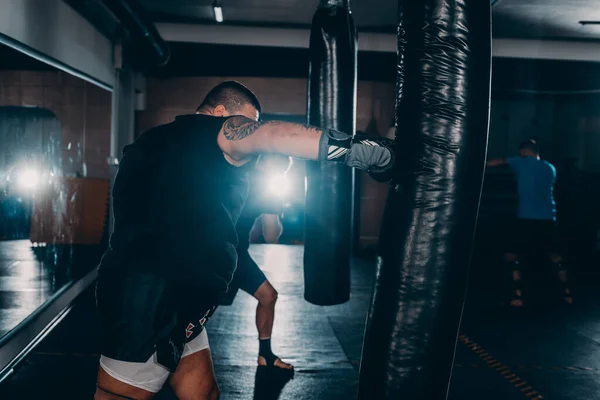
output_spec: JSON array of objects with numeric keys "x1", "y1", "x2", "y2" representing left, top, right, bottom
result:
[{"x1": 258, "y1": 356, "x2": 294, "y2": 369}]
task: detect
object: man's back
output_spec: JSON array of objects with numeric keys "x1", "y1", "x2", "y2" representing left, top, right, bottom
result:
[
  {"x1": 101, "y1": 114, "x2": 251, "y2": 290},
  {"x1": 507, "y1": 156, "x2": 556, "y2": 221}
]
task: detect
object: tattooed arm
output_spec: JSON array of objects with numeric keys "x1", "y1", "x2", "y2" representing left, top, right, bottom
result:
[
  {"x1": 217, "y1": 116, "x2": 394, "y2": 174},
  {"x1": 217, "y1": 116, "x2": 323, "y2": 162}
]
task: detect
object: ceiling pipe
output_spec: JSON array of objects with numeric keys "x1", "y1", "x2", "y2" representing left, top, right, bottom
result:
[{"x1": 101, "y1": 0, "x2": 170, "y2": 67}]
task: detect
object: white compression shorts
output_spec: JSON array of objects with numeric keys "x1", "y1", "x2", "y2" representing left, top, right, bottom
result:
[{"x1": 99, "y1": 328, "x2": 210, "y2": 393}]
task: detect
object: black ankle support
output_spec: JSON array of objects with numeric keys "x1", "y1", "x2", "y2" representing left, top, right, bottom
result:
[{"x1": 259, "y1": 338, "x2": 279, "y2": 366}]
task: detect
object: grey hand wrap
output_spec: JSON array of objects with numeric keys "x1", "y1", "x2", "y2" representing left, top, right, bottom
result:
[{"x1": 318, "y1": 129, "x2": 394, "y2": 173}]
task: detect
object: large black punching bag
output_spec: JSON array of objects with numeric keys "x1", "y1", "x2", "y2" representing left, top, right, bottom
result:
[
  {"x1": 304, "y1": 0, "x2": 357, "y2": 306},
  {"x1": 357, "y1": 0, "x2": 491, "y2": 399}
]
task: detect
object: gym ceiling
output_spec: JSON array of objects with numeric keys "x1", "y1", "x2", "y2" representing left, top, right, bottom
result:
[{"x1": 64, "y1": 0, "x2": 600, "y2": 81}]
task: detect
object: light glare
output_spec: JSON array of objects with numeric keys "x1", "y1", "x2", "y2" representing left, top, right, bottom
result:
[
  {"x1": 18, "y1": 169, "x2": 39, "y2": 189},
  {"x1": 268, "y1": 174, "x2": 290, "y2": 197},
  {"x1": 214, "y1": 6, "x2": 223, "y2": 23}
]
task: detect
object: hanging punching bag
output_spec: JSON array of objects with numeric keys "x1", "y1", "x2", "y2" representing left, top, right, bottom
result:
[
  {"x1": 304, "y1": 0, "x2": 357, "y2": 306},
  {"x1": 357, "y1": 0, "x2": 491, "y2": 399}
]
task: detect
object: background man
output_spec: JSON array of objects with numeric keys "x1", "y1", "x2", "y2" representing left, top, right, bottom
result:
[{"x1": 487, "y1": 139, "x2": 572, "y2": 307}]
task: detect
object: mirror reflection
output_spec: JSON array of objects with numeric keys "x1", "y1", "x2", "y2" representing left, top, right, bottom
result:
[{"x1": 0, "y1": 44, "x2": 111, "y2": 338}]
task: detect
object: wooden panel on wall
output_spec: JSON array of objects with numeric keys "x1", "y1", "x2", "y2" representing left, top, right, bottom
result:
[
  {"x1": 30, "y1": 177, "x2": 110, "y2": 245},
  {"x1": 0, "y1": 71, "x2": 112, "y2": 179}
]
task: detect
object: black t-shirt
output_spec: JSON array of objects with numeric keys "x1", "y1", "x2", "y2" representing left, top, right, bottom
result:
[{"x1": 99, "y1": 114, "x2": 252, "y2": 291}]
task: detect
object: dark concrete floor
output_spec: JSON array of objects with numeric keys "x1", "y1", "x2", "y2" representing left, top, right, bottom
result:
[{"x1": 0, "y1": 244, "x2": 598, "y2": 399}]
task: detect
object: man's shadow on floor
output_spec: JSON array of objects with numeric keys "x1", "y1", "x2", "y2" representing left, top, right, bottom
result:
[{"x1": 253, "y1": 366, "x2": 294, "y2": 400}]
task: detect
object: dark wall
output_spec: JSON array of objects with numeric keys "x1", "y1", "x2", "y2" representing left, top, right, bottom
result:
[
  {"x1": 0, "y1": 71, "x2": 112, "y2": 179},
  {"x1": 490, "y1": 58, "x2": 600, "y2": 172},
  {"x1": 151, "y1": 44, "x2": 600, "y2": 171},
  {"x1": 149, "y1": 42, "x2": 396, "y2": 82}
]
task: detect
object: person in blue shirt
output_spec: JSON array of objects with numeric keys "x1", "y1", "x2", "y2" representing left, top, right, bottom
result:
[{"x1": 488, "y1": 139, "x2": 572, "y2": 307}]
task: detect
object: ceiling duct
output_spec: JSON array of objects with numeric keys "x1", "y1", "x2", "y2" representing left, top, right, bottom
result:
[{"x1": 101, "y1": 0, "x2": 170, "y2": 67}]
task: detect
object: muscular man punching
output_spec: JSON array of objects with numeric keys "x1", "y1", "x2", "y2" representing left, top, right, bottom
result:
[{"x1": 95, "y1": 81, "x2": 393, "y2": 400}]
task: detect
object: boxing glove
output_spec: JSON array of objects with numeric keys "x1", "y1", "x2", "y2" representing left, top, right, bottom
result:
[{"x1": 319, "y1": 130, "x2": 395, "y2": 175}]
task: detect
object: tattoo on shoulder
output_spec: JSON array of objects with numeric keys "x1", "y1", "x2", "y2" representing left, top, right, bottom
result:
[{"x1": 223, "y1": 116, "x2": 261, "y2": 141}]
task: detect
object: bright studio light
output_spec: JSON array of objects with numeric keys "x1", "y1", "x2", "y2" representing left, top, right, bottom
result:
[
  {"x1": 268, "y1": 174, "x2": 290, "y2": 198},
  {"x1": 213, "y1": 6, "x2": 223, "y2": 23},
  {"x1": 18, "y1": 169, "x2": 39, "y2": 190}
]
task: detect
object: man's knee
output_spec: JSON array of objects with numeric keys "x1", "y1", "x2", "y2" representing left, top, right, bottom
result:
[
  {"x1": 262, "y1": 288, "x2": 278, "y2": 307},
  {"x1": 257, "y1": 285, "x2": 278, "y2": 307}
]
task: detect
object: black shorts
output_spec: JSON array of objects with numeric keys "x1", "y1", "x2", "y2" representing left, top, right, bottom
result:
[
  {"x1": 96, "y1": 270, "x2": 218, "y2": 371},
  {"x1": 219, "y1": 249, "x2": 267, "y2": 305},
  {"x1": 508, "y1": 219, "x2": 560, "y2": 258}
]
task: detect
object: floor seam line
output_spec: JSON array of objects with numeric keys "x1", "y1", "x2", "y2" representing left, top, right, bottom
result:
[
  {"x1": 325, "y1": 314, "x2": 359, "y2": 371},
  {"x1": 458, "y1": 333, "x2": 545, "y2": 400}
]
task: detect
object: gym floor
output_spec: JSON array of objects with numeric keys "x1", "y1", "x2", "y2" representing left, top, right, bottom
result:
[{"x1": 0, "y1": 244, "x2": 598, "y2": 399}]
